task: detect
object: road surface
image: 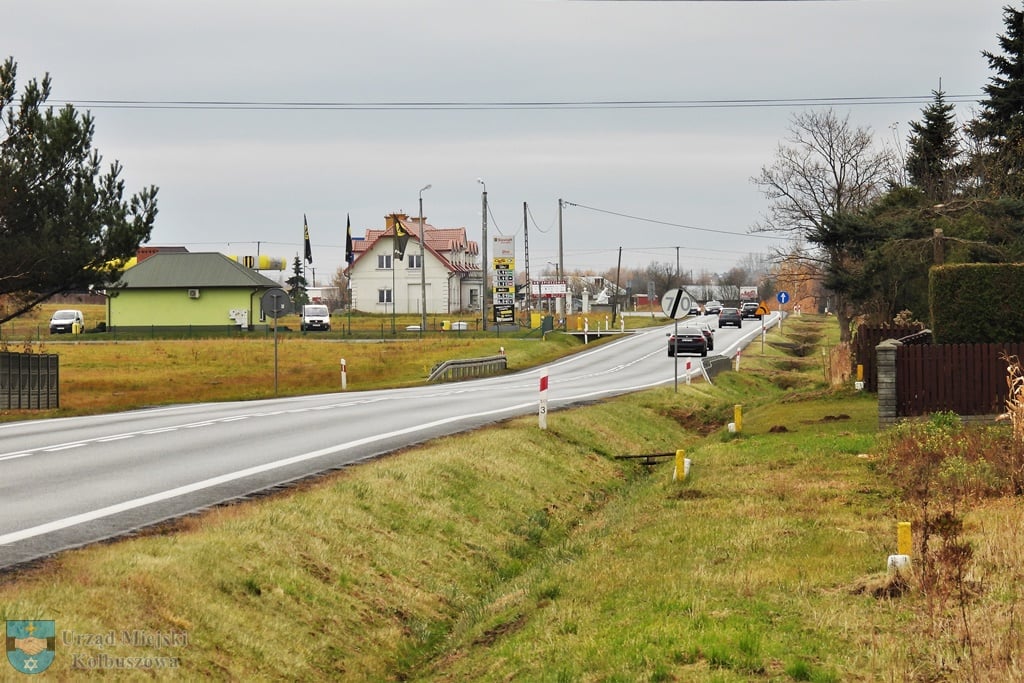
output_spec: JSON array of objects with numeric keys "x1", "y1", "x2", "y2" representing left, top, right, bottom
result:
[{"x1": 0, "y1": 315, "x2": 774, "y2": 569}]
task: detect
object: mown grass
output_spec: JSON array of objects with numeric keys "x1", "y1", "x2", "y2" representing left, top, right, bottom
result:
[
  {"x1": 1, "y1": 315, "x2": 1021, "y2": 681},
  {"x1": 0, "y1": 303, "x2": 660, "y2": 420}
]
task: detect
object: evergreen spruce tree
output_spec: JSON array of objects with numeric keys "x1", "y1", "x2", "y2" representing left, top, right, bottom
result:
[
  {"x1": 968, "y1": 2, "x2": 1024, "y2": 196},
  {"x1": 905, "y1": 90, "x2": 961, "y2": 202},
  {"x1": 286, "y1": 255, "x2": 309, "y2": 310}
]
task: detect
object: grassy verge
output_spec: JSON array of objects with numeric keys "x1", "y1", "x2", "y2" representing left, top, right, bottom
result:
[
  {"x1": 1, "y1": 315, "x2": 1021, "y2": 681},
  {"x1": 0, "y1": 303, "x2": 663, "y2": 421}
]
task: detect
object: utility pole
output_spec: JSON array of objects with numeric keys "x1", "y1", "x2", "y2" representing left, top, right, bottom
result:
[
  {"x1": 558, "y1": 198, "x2": 565, "y2": 328},
  {"x1": 418, "y1": 184, "x2": 431, "y2": 333},
  {"x1": 479, "y1": 179, "x2": 488, "y2": 331},
  {"x1": 523, "y1": 201, "x2": 531, "y2": 324},
  {"x1": 613, "y1": 246, "x2": 622, "y2": 326}
]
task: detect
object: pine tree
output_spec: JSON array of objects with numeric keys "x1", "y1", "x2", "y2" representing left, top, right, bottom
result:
[
  {"x1": 286, "y1": 255, "x2": 309, "y2": 310},
  {"x1": 968, "y1": 3, "x2": 1024, "y2": 196},
  {"x1": 0, "y1": 58, "x2": 158, "y2": 323},
  {"x1": 905, "y1": 90, "x2": 961, "y2": 202}
]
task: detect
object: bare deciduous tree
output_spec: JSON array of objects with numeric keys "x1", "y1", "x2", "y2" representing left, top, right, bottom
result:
[{"x1": 752, "y1": 109, "x2": 895, "y2": 341}]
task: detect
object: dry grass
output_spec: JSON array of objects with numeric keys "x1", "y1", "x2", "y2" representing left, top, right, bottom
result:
[{"x1": 2, "y1": 315, "x2": 1022, "y2": 681}]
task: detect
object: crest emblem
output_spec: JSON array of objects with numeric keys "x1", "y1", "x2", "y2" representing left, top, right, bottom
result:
[{"x1": 6, "y1": 620, "x2": 55, "y2": 674}]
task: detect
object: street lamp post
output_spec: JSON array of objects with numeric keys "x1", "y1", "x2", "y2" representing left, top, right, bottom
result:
[
  {"x1": 478, "y1": 178, "x2": 488, "y2": 331},
  {"x1": 419, "y1": 184, "x2": 431, "y2": 333}
]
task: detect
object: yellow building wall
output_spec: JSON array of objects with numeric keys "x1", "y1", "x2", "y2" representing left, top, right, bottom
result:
[{"x1": 110, "y1": 288, "x2": 263, "y2": 327}]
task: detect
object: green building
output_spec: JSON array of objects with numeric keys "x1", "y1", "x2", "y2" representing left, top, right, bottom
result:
[{"x1": 109, "y1": 252, "x2": 281, "y2": 330}]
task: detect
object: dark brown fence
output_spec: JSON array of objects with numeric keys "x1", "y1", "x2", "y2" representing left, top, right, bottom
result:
[
  {"x1": 895, "y1": 343, "x2": 1024, "y2": 417},
  {"x1": 853, "y1": 325, "x2": 923, "y2": 392},
  {"x1": 0, "y1": 352, "x2": 60, "y2": 409}
]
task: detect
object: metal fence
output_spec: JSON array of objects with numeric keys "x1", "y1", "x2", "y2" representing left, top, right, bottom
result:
[{"x1": 0, "y1": 351, "x2": 60, "y2": 409}]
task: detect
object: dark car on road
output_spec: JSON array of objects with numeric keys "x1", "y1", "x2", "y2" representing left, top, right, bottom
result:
[
  {"x1": 718, "y1": 307, "x2": 742, "y2": 328},
  {"x1": 668, "y1": 327, "x2": 708, "y2": 357},
  {"x1": 694, "y1": 320, "x2": 715, "y2": 351},
  {"x1": 741, "y1": 302, "x2": 762, "y2": 319},
  {"x1": 703, "y1": 300, "x2": 723, "y2": 315}
]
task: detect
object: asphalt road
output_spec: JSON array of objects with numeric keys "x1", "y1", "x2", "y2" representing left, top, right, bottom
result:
[{"x1": 0, "y1": 315, "x2": 774, "y2": 570}]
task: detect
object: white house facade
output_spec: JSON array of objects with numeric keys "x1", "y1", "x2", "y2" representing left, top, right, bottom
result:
[{"x1": 346, "y1": 214, "x2": 482, "y2": 315}]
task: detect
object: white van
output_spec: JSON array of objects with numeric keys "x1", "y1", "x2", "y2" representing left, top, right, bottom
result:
[
  {"x1": 49, "y1": 309, "x2": 85, "y2": 334},
  {"x1": 300, "y1": 304, "x2": 331, "y2": 331}
]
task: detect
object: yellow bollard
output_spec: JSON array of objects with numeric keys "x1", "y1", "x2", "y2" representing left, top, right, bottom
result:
[
  {"x1": 674, "y1": 449, "x2": 687, "y2": 481},
  {"x1": 857, "y1": 364, "x2": 864, "y2": 382},
  {"x1": 734, "y1": 404, "x2": 742, "y2": 433},
  {"x1": 897, "y1": 522, "x2": 912, "y2": 556}
]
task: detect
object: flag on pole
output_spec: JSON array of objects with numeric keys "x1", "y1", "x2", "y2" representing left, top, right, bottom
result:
[
  {"x1": 345, "y1": 214, "x2": 355, "y2": 264},
  {"x1": 393, "y1": 214, "x2": 410, "y2": 260},
  {"x1": 303, "y1": 214, "x2": 313, "y2": 264}
]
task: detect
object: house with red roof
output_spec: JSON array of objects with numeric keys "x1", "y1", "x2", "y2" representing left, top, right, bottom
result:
[{"x1": 345, "y1": 213, "x2": 483, "y2": 315}]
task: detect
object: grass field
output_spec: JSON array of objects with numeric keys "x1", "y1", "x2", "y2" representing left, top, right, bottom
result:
[
  {"x1": 1, "y1": 314, "x2": 1022, "y2": 680},
  {"x1": 1, "y1": 303, "x2": 655, "y2": 420}
]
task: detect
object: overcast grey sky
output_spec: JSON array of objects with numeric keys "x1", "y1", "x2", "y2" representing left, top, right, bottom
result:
[{"x1": 3, "y1": 0, "x2": 1011, "y2": 285}]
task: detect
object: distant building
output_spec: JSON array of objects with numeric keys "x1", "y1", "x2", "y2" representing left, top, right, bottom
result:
[
  {"x1": 345, "y1": 213, "x2": 482, "y2": 314},
  {"x1": 110, "y1": 251, "x2": 280, "y2": 329}
]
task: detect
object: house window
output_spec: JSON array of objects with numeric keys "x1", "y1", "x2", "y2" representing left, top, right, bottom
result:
[
  {"x1": 407, "y1": 254, "x2": 422, "y2": 269},
  {"x1": 377, "y1": 288, "x2": 393, "y2": 304},
  {"x1": 469, "y1": 288, "x2": 479, "y2": 308},
  {"x1": 377, "y1": 254, "x2": 393, "y2": 270}
]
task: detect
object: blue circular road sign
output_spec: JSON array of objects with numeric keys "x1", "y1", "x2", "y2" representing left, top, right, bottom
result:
[{"x1": 777, "y1": 291, "x2": 790, "y2": 304}]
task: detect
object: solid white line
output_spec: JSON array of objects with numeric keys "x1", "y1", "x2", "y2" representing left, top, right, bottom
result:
[
  {"x1": 43, "y1": 443, "x2": 86, "y2": 452},
  {"x1": 0, "y1": 452, "x2": 33, "y2": 462},
  {"x1": 0, "y1": 400, "x2": 536, "y2": 546}
]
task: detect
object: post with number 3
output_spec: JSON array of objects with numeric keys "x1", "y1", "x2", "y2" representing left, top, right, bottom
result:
[{"x1": 539, "y1": 369, "x2": 549, "y2": 430}]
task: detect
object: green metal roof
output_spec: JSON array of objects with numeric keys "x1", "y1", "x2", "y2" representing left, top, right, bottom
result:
[{"x1": 116, "y1": 252, "x2": 281, "y2": 289}]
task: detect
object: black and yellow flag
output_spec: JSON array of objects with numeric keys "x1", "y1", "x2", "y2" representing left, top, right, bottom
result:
[
  {"x1": 303, "y1": 214, "x2": 313, "y2": 264},
  {"x1": 393, "y1": 215, "x2": 410, "y2": 261},
  {"x1": 345, "y1": 214, "x2": 355, "y2": 264}
]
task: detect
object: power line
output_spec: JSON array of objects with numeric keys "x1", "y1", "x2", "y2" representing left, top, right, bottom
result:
[
  {"x1": 47, "y1": 93, "x2": 983, "y2": 112},
  {"x1": 563, "y1": 201, "x2": 780, "y2": 239}
]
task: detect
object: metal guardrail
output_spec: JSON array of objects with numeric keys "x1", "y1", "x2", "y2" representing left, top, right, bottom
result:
[{"x1": 428, "y1": 354, "x2": 508, "y2": 382}]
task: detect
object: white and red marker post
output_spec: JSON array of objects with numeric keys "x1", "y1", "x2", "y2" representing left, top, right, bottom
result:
[{"x1": 539, "y1": 369, "x2": 549, "y2": 430}]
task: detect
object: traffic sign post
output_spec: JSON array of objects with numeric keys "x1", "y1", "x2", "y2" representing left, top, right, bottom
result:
[
  {"x1": 661, "y1": 288, "x2": 692, "y2": 392},
  {"x1": 776, "y1": 291, "x2": 790, "y2": 333},
  {"x1": 261, "y1": 288, "x2": 293, "y2": 394},
  {"x1": 661, "y1": 288, "x2": 691, "y2": 320}
]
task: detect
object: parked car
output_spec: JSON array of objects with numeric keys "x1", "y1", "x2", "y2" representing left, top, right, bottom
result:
[
  {"x1": 300, "y1": 304, "x2": 331, "y2": 331},
  {"x1": 740, "y1": 302, "x2": 762, "y2": 319},
  {"x1": 668, "y1": 327, "x2": 708, "y2": 357},
  {"x1": 694, "y1": 320, "x2": 715, "y2": 351},
  {"x1": 703, "y1": 300, "x2": 723, "y2": 315},
  {"x1": 49, "y1": 309, "x2": 85, "y2": 334},
  {"x1": 718, "y1": 307, "x2": 742, "y2": 328}
]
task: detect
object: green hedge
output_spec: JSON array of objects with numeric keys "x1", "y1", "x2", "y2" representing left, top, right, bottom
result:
[{"x1": 930, "y1": 263, "x2": 1024, "y2": 343}]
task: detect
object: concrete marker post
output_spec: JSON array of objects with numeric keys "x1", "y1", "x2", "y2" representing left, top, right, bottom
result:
[
  {"x1": 897, "y1": 521, "x2": 912, "y2": 556},
  {"x1": 673, "y1": 449, "x2": 691, "y2": 481},
  {"x1": 539, "y1": 369, "x2": 549, "y2": 430}
]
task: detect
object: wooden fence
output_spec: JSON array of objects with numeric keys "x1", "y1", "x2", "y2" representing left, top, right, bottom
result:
[
  {"x1": 852, "y1": 325, "x2": 923, "y2": 392},
  {"x1": 893, "y1": 342, "x2": 1024, "y2": 418},
  {"x1": 0, "y1": 351, "x2": 60, "y2": 410}
]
